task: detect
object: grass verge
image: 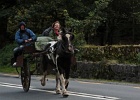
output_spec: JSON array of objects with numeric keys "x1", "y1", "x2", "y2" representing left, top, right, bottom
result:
[{"x1": 0, "y1": 66, "x2": 18, "y2": 75}]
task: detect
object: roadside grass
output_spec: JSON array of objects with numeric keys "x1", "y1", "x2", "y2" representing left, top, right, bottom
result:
[{"x1": 0, "y1": 66, "x2": 18, "y2": 75}]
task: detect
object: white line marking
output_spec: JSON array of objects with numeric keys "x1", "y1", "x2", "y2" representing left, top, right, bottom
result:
[
  {"x1": 0, "y1": 82, "x2": 120, "y2": 100},
  {"x1": 68, "y1": 91, "x2": 119, "y2": 100},
  {"x1": 0, "y1": 82, "x2": 34, "y2": 88},
  {"x1": 134, "y1": 87, "x2": 140, "y2": 89},
  {"x1": 77, "y1": 81, "x2": 102, "y2": 84}
]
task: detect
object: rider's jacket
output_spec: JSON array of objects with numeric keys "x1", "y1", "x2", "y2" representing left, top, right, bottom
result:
[
  {"x1": 15, "y1": 28, "x2": 37, "y2": 45},
  {"x1": 42, "y1": 27, "x2": 61, "y2": 39}
]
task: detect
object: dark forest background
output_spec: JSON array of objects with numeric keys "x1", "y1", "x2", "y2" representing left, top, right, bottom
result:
[{"x1": 0, "y1": 0, "x2": 140, "y2": 48}]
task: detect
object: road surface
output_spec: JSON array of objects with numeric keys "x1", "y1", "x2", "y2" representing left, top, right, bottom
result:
[{"x1": 0, "y1": 73, "x2": 140, "y2": 100}]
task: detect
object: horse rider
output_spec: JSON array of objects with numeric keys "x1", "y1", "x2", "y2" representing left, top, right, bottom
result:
[
  {"x1": 12, "y1": 21, "x2": 37, "y2": 66},
  {"x1": 42, "y1": 21, "x2": 80, "y2": 53},
  {"x1": 42, "y1": 21, "x2": 62, "y2": 40},
  {"x1": 42, "y1": 21, "x2": 63, "y2": 51}
]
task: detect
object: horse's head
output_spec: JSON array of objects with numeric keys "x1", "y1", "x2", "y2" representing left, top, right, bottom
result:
[{"x1": 60, "y1": 28, "x2": 75, "y2": 53}]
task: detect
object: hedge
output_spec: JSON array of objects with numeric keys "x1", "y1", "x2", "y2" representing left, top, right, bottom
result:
[
  {"x1": 1, "y1": 44, "x2": 140, "y2": 67},
  {"x1": 76, "y1": 45, "x2": 140, "y2": 64}
]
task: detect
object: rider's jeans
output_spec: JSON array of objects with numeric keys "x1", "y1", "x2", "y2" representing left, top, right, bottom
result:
[{"x1": 13, "y1": 45, "x2": 24, "y2": 62}]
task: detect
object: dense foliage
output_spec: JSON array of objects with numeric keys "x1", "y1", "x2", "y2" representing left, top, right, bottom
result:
[
  {"x1": 0, "y1": 0, "x2": 140, "y2": 48},
  {"x1": 0, "y1": 0, "x2": 140, "y2": 65}
]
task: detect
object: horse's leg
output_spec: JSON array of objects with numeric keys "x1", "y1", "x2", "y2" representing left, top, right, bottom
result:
[
  {"x1": 55, "y1": 72, "x2": 61, "y2": 94},
  {"x1": 55, "y1": 55, "x2": 68, "y2": 96},
  {"x1": 65, "y1": 79, "x2": 69, "y2": 89},
  {"x1": 40, "y1": 55, "x2": 48, "y2": 86},
  {"x1": 40, "y1": 70, "x2": 47, "y2": 86},
  {"x1": 59, "y1": 74, "x2": 69, "y2": 96},
  {"x1": 65, "y1": 65, "x2": 70, "y2": 89},
  {"x1": 55, "y1": 55, "x2": 62, "y2": 94}
]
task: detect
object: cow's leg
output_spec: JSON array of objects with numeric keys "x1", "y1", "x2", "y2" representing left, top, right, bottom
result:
[
  {"x1": 55, "y1": 72, "x2": 61, "y2": 94},
  {"x1": 59, "y1": 74, "x2": 69, "y2": 96}
]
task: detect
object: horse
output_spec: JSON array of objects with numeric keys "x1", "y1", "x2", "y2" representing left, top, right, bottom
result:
[{"x1": 40, "y1": 28, "x2": 76, "y2": 97}]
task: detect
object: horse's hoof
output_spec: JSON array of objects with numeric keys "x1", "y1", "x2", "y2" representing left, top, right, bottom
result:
[
  {"x1": 62, "y1": 91, "x2": 69, "y2": 97},
  {"x1": 40, "y1": 79, "x2": 46, "y2": 86},
  {"x1": 56, "y1": 89, "x2": 61, "y2": 94}
]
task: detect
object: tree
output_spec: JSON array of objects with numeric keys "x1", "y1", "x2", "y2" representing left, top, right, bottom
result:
[
  {"x1": 105, "y1": 0, "x2": 140, "y2": 45},
  {"x1": 83, "y1": 0, "x2": 111, "y2": 44},
  {"x1": 1, "y1": 0, "x2": 140, "y2": 48},
  {"x1": 0, "y1": 0, "x2": 17, "y2": 48}
]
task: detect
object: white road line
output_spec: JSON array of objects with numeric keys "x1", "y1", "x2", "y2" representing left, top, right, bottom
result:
[
  {"x1": 69, "y1": 91, "x2": 119, "y2": 100},
  {"x1": 0, "y1": 82, "x2": 120, "y2": 100},
  {"x1": 77, "y1": 81, "x2": 102, "y2": 84},
  {"x1": 0, "y1": 82, "x2": 34, "y2": 88},
  {"x1": 0, "y1": 82, "x2": 22, "y2": 87},
  {"x1": 133, "y1": 87, "x2": 140, "y2": 89}
]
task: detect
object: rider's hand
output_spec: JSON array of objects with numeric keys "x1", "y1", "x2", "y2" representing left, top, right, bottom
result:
[
  {"x1": 28, "y1": 38, "x2": 32, "y2": 41},
  {"x1": 25, "y1": 38, "x2": 32, "y2": 43},
  {"x1": 25, "y1": 40, "x2": 29, "y2": 43}
]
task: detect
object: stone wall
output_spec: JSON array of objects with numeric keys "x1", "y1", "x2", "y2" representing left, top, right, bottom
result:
[{"x1": 70, "y1": 61, "x2": 140, "y2": 83}]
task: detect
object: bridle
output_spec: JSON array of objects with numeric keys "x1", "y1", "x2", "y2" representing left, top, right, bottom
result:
[
  {"x1": 58, "y1": 33, "x2": 74, "y2": 54},
  {"x1": 60, "y1": 39, "x2": 74, "y2": 54}
]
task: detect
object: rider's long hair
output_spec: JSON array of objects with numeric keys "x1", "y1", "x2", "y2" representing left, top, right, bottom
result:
[{"x1": 52, "y1": 21, "x2": 61, "y2": 28}]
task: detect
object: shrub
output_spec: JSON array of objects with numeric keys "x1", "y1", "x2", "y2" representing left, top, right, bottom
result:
[
  {"x1": 0, "y1": 42, "x2": 17, "y2": 67},
  {"x1": 76, "y1": 45, "x2": 140, "y2": 64}
]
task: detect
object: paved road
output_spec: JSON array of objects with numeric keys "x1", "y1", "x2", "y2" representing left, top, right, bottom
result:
[{"x1": 0, "y1": 73, "x2": 140, "y2": 100}]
